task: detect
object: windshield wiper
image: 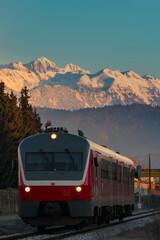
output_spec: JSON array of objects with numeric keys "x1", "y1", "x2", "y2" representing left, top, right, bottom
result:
[
  {"x1": 65, "y1": 148, "x2": 75, "y2": 167},
  {"x1": 39, "y1": 149, "x2": 49, "y2": 163}
]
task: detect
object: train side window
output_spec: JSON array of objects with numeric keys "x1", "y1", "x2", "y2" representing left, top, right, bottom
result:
[
  {"x1": 127, "y1": 168, "x2": 130, "y2": 183},
  {"x1": 94, "y1": 157, "x2": 99, "y2": 167},
  {"x1": 118, "y1": 165, "x2": 122, "y2": 182},
  {"x1": 101, "y1": 158, "x2": 110, "y2": 180},
  {"x1": 112, "y1": 162, "x2": 117, "y2": 181},
  {"x1": 107, "y1": 160, "x2": 110, "y2": 179},
  {"x1": 130, "y1": 168, "x2": 135, "y2": 184},
  {"x1": 123, "y1": 167, "x2": 127, "y2": 183},
  {"x1": 123, "y1": 167, "x2": 130, "y2": 183},
  {"x1": 101, "y1": 158, "x2": 104, "y2": 178}
]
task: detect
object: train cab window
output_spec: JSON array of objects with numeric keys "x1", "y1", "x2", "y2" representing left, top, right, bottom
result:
[
  {"x1": 25, "y1": 152, "x2": 82, "y2": 171},
  {"x1": 112, "y1": 162, "x2": 117, "y2": 181},
  {"x1": 54, "y1": 152, "x2": 82, "y2": 171},
  {"x1": 25, "y1": 152, "x2": 53, "y2": 171}
]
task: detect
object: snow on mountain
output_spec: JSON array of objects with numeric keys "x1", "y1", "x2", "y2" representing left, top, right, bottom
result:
[
  {"x1": 0, "y1": 57, "x2": 160, "y2": 110},
  {"x1": 64, "y1": 63, "x2": 90, "y2": 74},
  {"x1": 25, "y1": 57, "x2": 59, "y2": 74},
  {"x1": 30, "y1": 85, "x2": 85, "y2": 110},
  {"x1": 0, "y1": 67, "x2": 39, "y2": 92}
]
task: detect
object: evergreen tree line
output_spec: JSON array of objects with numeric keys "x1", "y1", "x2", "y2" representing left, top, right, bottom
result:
[{"x1": 0, "y1": 82, "x2": 42, "y2": 189}]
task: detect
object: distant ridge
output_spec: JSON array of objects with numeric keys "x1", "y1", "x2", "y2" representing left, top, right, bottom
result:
[{"x1": 0, "y1": 57, "x2": 160, "y2": 110}]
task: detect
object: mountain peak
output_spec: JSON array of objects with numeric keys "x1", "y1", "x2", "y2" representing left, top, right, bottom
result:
[
  {"x1": 7, "y1": 62, "x2": 27, "y2": 71},
  {"x1": 143, "y1": 75, "x2": 156, "y2": 80},
  {"x1": 64, "y1": 63, "x2": 90, "y2": 74},
  {"x1": 102, "y1": 68, "x2": 121, "y2": 77},
  {"x1": 24, "y1": 57, "x2": 59, "y2": 73},
  {"x1": 0, "y1": 61, "x2": 28, "y2": 71},
  {"x1": 122, "y1": 71, "x2": 141, "y2": 79},
  {"x1": 35, "y1": 57, "x2": 54, "y2": 64}
]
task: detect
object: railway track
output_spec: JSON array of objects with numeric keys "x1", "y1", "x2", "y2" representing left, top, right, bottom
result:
[{"x1": 0, "y1": 208, "x2": 160, "y2": 240}]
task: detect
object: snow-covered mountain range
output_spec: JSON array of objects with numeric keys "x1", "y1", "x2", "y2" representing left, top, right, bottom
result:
[{"x1": 1, "y1": 57, "x2": 160, "y2": 110}]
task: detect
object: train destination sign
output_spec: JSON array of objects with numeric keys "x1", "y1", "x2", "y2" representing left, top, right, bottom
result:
[{"x1": 142, "y1": 169, "x2": 160, "y2": 177}]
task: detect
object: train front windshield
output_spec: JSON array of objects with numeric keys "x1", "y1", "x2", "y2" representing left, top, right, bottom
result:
[
  {"x1": 25, "y1": 152, "x2": 82, "y2": 171},
  {"x1": 20, "y1": 133, "x2": 90, "y2": 181}
]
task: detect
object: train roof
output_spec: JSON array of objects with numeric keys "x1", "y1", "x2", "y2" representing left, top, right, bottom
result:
[
  {"x1": 88, "y1": 139, "x2": 134, "y2": 167},
  {"x1": 20, "y1": 127, "x2": 134, "y2": 167}
]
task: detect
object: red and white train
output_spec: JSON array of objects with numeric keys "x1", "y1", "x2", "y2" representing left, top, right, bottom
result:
[{"x1": 18, "y1": 127, "x2": 135, "y2": 230}]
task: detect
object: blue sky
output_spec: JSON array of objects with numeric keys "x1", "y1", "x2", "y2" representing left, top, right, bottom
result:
[{"x1": 0, "y1": 0, "x2": 160, "y2": 77}]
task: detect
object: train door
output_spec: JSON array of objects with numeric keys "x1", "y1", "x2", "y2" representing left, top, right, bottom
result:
[
  {"x1": 97, "y1": 154, "x2": 101, "y2": 214},
  {"x1": 122, "y1": 162, "x2": 124, "y2": 206},
  {"x1": 110, "y1": 159, "x2": 113, "y2": 207},
  {"x1": 91, "y1": 150, "x2": 96, "y2": 197},
  {"x1": 129, "y1": 165, "x2": 134, "y2": 205}
]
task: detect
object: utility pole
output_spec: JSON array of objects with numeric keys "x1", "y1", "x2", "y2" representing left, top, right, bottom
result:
[
  {"x1": 137, "y1": 165, "x2": 142, "y2": 209},
  {"x1": 148, "y1": 153, "x2": 151, "y2": 208},
  {"x1": 149, "y1": 153, "x2": 151, "y2": 195}
]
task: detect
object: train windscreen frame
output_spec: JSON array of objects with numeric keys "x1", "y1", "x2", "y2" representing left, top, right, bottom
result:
[
  {"x1": 25, "y1": 152, "x2": 83, "y2": 171},
  {"x1": 24, "y1": 151, "x2": 84, "y2": 180}
]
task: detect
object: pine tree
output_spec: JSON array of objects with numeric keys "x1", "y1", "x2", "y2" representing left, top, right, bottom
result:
[
  {"x1": 0, "y1": 84, "x2": 42, "y2": 188},
  {"x1": 0, "y1": 83, "x2": 24, "y2": 188},
  {"x1": 34, "y1": 108, "x2": 42, "y2": 132},
  {"x1": 19, "y1": 86, "x2": 42, "y2": 137},
  {"x1": 10, "y1": 90, "x2": 17, "y2": 105},
  {"x1": 0, "y1": 81, "x2": 5, "y2": 96}
]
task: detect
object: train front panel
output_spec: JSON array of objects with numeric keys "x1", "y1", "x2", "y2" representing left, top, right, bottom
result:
[{"x1": 18, "y1": 131, "x2": 93, "y2": 225}]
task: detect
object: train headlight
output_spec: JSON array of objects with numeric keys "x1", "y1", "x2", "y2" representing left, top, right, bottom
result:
[
  {"x1": 25, "y1": 187, "x2": 31, "y2": 193},
  {"x1": 76, "y1": 186, "x2": 82, "y2": 192},
  {"x1": 51, "y1": 133, "x2": 57, "y2": 140}
]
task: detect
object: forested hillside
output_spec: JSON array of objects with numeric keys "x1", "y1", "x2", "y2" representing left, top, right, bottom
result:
[
  {"x1": 38, "y1": 104, "x2": 160, "y2": 168},
  {"x1": 0, "y1": 82, "x2": 42, "y2": 188}
]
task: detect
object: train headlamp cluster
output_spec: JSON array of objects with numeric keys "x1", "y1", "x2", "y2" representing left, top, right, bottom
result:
[
  {"x1": 51, "y1": 133, "x2": 57, "y2": 140},
  {"x1": 75, "y1": 186, "x2": 82, "y2": 192},
  {"x1": 25, "y1": 187, "x2": 31, "y2": 193}
]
